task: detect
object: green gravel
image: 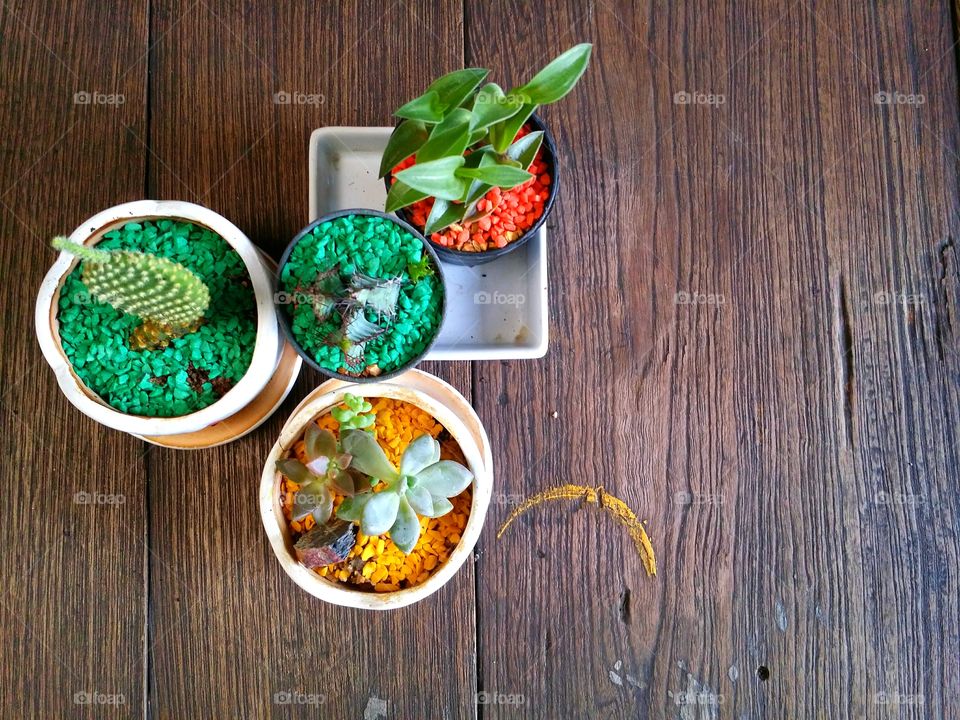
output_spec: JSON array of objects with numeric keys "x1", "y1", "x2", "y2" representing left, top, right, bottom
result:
[
  {"x1": 57, "y1": 220, "x2": 257, "y2": 417},
  {"x1": 280, "y1": 214, "x2": 443, "y2": 375}
]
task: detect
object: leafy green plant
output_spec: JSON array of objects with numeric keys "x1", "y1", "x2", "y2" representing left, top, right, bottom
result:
[
  {"x1": 304, "y1": 264, "x2": 406, "y2": 374},
  {"x1": 276, "y1": 424, "x2": 372, "y2": 525},
  {"x1": 335, "y1": 431, "x2": 474, "y2": 553},
  {"x1": 331, "y1": 393, "x2": 376, "y2": 431},
  {"x1": 380, "y1": 43, "x2": 592, "y2": 234},
  {"x1": 52, "y1": 236, "x2": 210, "y2": 348}
]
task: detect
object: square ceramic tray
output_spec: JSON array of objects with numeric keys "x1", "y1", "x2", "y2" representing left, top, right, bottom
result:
[{"x1": 308, "y1": 126, "x2": 548, "y2": 360}]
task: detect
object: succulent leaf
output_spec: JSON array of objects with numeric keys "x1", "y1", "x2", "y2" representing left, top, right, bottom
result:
[
  {"x1": 394, "y1": 90, "x2": 445, "y2": 123},
  {"x1": 350, "y1": 274, "x2": 401, "y2": 319},
  {"x1": 505, "y1": 130, "x2": 544, "y2": 170},
  {"x1": 405, "y1": 484, "x2": 435, "y2": 517},
  {"x1": 415, "y1": 460, "x2": 474, "y2": 497},
  {"x1": 292, "y1": 483, "x2": 333, "y2": 525},
  {"x1": 470, "y1": 82, "x2": 524, "y2": 132},
  {"x1": 276, "y1": 458, "x2": 313, "y2": 486},
  {"x1": 395, "y1": 156, "x2": 467, "y2": 201},
  {"x1": 336, "y1": 493, "x2": 372, "y2": 522},
  {"x1": 424, "y1": 67, "x2": 489, "y2": 110},
  {"x1": 511, "y1": 43, "x2": 593, "y2": 105},
  {"x1": 424, "y1": 198, "x2": 466, "y2": 235},
  {"x1": 389, "y1": 496, "x2": 421, "y2": 553},
  {"x1": 489, "y1": 103, "x2": 537, "y2": 153},
  {"x1": 304, "y1": 425, "x2": 337, "y2": 461},
  {"x1": 385, "y1": 179, "x2": 429, "y2": 213},
  {"x1": 400, "y1": 433, "x2": 441, "y2": 476},
  {"x1": 340, "y1": 430, "x2": 398, "y2": 481},
  {"x1": 361, "y1": 491, "x2": 401, "y2": 536},
  {"x1": 415, "y1": 108, "x2": 473, "y2": 164}
]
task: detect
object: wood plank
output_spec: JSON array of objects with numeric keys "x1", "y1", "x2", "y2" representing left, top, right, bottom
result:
[
  {"x1": 468, "y1": 1, "x2": 960, "y2": 718},
  {"x1": 144, "y1": 2, "x2": 475, "y2": 718},
  {"x1": 0, "y1": 0, "x2": 148, "y2": 716}
]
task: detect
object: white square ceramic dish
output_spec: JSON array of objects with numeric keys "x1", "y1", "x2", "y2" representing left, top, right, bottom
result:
[{"x1": 308, "y1": 126, "x2": 548, "y2": 360}]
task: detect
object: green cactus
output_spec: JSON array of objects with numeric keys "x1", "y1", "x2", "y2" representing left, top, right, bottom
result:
[{"x1": 52, "y1": 236, "x2": 210, "y2": 347}]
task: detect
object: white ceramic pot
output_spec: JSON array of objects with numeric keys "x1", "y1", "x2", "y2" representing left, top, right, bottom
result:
[
  {"x1": 260, "y1": 369, "x2": 493, "y2": 610},
  {"x1": 35, "y1": 200, "x2": 286, "y2": 438}
]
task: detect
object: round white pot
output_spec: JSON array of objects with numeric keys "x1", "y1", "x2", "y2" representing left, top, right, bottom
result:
[
  {"x1": 260, "y1": 369, "x2": 493, "y2": 610},
  {"x1": 35, "y1": 200, "x2": 283, "y2": 438}
]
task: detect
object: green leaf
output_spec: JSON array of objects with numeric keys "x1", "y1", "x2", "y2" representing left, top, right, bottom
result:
[
  {"x1": 400, "y1": 434, "x2": 441, "y2": 476},
  {"x1": 394, "y1": 90, "x2": 445, "y2": 123},
  {"x1": 427, "y1": 496, "x2": 454, "y2": 518},
  {"x1": 276, "y1": 458, "x2": 313, "y2": 486},
  {"x1": 385, "y1": 180, "x2": 428, "y2": 213},
  {"x1": 414, "y1": 461, "x2": 474, "y2": 497},
  {"x1": 470, "y1": 82, "x2": 524, "y2": 132},
  {"x1": 292, "y1": 483, "x2": 333, "y2": 524},
  {"x1": 426, "y1": 67, "x2": 489, "y2": 110},
  {"x1": 340, "y1": 430, "x2": 398, "y2": 480},
  {"x1": 405, "y1": 484, "x2": 434, "y2": 516},
  {"x1": 505, "y1": 130, "x2": 544, "y2": 170},
  {"x1": 455, "y1": 163, "x2": 533, "y2": 189},
  {"x1": 389, "y1": 496, "x2": 421, "y2": 553},
  {"x1": 336, "y1": 493, "x2": 371, "y2": 522},
  {"x1": 361, "y1": 491, "x2": 401, "y2": 536},
  {"x1": 512, "y1": 43, "x2": 592, "y2": 105},
  {"x1": 331, "y1": 468, "x2": 370, "y2": 496},
  {"x1": 489, "y1": 103, "x2": 537, "y2": 153},
  {"x1": 304, "y1": 425, "x2": 337, "y2": 462},
  {"x1": 416, "y1": 108, "x2": 472, "y2": 163},
  {"x1": 395, "y1": 156, "x2": 467, "y2": 201},
  {"x1": 379, "y1": 120, "x2": 429, "y2": 177},
  {"x1": 424, "y1": 198, "x2": 466, "y2": 234},
  {"x1": 461, "y1": 151, "x2": 497, "y2": 206}
]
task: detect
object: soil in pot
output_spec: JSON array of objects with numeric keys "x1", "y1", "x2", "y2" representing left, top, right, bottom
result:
[
  {"x1": 279, "y1": 396, "x2": 470, "y2": 592},
  {"x1": 279, "y1": 214, "x2": 443, "y2": 378},
  {"x1": 56, "y1": 219, "x2": 256, "y2": 417},
  {"x1": 392, "y1": 125, "x2": 551, "y2": 253}
]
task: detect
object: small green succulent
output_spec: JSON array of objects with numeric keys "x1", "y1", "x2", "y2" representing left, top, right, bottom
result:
[
  {"x1": 331, "y1": 393, "x2": 376, "y2": 431},
  {"x1": 302, "y1": 265, "x2": 407, "y2": 374},
  {"x1": 335, "y1": 430, "x2": 474, "y2": 553},
  {"x1": 380, "y1": 43, "x2": 592, "y2": 233},
  {"x1": 276, "y1": 424, "x2": 371, "y2": 525}
]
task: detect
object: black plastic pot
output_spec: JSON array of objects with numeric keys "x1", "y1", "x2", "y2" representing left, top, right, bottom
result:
[
  {"x1": 275, "y1": 208, "x2": 447, "y2": 383},
  {"x1": 384, "y1": 112, "x2": 560, "y2": 267}
]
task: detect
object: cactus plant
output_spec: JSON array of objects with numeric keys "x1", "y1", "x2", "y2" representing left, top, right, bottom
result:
[
  {"x1": 52, "y1": 236, "x2": 210, "y2": 348},
  {"x1": 335, "y1": 430, "x2": 474, "y2": 553}
]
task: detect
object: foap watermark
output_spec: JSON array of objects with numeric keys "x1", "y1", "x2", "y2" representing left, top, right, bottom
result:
[
  {"x1": 873, "y1": 490, "x2": 925, "y2": 507},
  {"x1": 873, "y1": 91, "x2": 925, "y2": 106},
  {"x1": 476, "y1": 691, "x2": 525, "y2": 706},
  {"x1": 74, "y1": 491, "x2": 126, "y2": 506},
  {"x1": 491, "y1": 492, "x2": 525, "y2": 507},
  {"x1": 273, "y1": 690, "x2": 326, "y2": 706},
  {"x1": 274, "y1": 289, "x2": 320, "y2": 306},
  {"x1": 869, "y1": 290, "x2": 924, "y2": 307},
  {"x1": 673, "y1": 690, "x2": 724, "y2": 707},
  {"x1": 674, "y1": 90, "x2": 725, "y2": 107},
  {"x1": 73, "y1": 90, "x2": 125, "y2": 106},
  {"x1": 675, "y1": 291, "x2": 725, "y2": 306},
  {"x1": 73, "y1": 691, "x2": 126, "y2": 706},
  {"x1": 474, "y1": 91, "x2": 531, "y2": 106},
  {"x1": 474, "y1": 291, "x2": 525, "y2": 307},
  {"x1": 673, "y1": 490, "x2": 724, "y2": 506},
  {"x1": 874, "y1": 691, "x2": 924, "y2": 706},
  {"x1": 273, "y1": 90, "x2": 325, "y2": 106}
]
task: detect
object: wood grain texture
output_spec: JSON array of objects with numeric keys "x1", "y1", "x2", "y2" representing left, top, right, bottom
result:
[
  {"x1": 469, "y1": 1, "x2": 960, "y2": 718},
  {"x1": 144, "y1": 2, "x2": 474, "y2": 718},
  {"x1": 0, "y1": 0, "x2": 149, "y2": 717},
  {"x1": 3, "y1": 0, "x2": 960, "y2": 718}
]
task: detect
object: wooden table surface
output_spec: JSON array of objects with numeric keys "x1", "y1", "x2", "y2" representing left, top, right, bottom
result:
[{"x1": 2, "y1": 1, "x2": 959, "y2": 718}]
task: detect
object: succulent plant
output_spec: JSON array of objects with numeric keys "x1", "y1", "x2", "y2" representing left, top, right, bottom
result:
[
  {"x1": 331, "y1": 393, "x2": 376, "y2": 432},
  {"x1": 276, "y1": 424, "x2": 372, "y2": 526},
  {"x1": 52, "y1": 236, "x2": 210, "y2": 348},
  {"x1": 380, "y1": 43, "x2": 592, "y2": 234},
  {"x1": 303, "y1": 264, "x2": 408, "y2": 374},
  {"x1": 335, "y1": 430, "x2": 474, "y2": 553}
]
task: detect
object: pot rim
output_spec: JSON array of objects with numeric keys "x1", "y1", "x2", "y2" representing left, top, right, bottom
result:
[
  {"x1": 275, "y1": 208, "x2": 447, "y2": 383},
  {"x1": 35, "y1": 199, "x2": 281, "y2": 436},
  {"x1": 384, "y1": 112, "x2": 560, "y2": 266},
  {"x1": 259, "y1": 370, "x2": 492, "y2": 610}
]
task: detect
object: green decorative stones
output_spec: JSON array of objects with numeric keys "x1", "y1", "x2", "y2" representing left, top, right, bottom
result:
[
  {"x1": 56, "y1": 220, "x2": 257, "y2": 417},
  {"x1": 278, "y1": 212, "x2": 444, "y2": 379}
]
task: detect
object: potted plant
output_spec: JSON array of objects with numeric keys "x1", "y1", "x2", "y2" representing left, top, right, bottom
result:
[
  {"x1": 260, "y1": 369, "x2": 492, "y2": 610},
  {"x1": 35, "y1": 200, "x2": 297, "y2": 446},
  {"x1": 276, "y1": 209, "x2": 445, "y2": 382},
  {"x1": 380, "y1": 43, "x2": 592, "y2": 266}
]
